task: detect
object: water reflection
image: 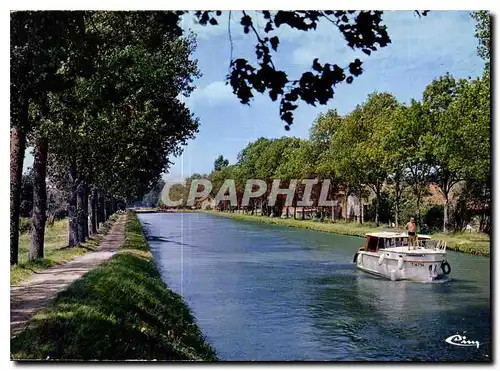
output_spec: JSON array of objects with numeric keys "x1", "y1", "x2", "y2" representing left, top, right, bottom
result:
[{"x1": 307, "y1": 271, "x2": 490, "y2": 361}]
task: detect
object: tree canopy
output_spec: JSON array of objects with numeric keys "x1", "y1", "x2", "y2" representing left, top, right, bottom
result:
[
  {"x1": 10, "y1": 11, "x2": 201, "y2": 264},
  {"x1": 196, "y1": 72, "x2": 490, "y2": 233}
]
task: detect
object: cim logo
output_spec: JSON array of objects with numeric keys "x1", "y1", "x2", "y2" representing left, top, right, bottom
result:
[{"x1": 445, "y1": 334, "x2": 480, "y2": 349}]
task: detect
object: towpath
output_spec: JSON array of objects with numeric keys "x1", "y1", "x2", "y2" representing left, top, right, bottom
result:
[{"x1": 10, "y1": 214, "x2": 127, "y2": 335}]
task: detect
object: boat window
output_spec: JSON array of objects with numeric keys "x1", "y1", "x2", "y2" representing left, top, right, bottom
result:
[
  {"x1": 378, "y1": 238, "x2": 385, "y2": 250},
  {"x1": 399, "y1": 237, "x2": 408, "y2": 247},
  {"x1": 366, "y1": 237, "x2": 379, "y2": 252}
]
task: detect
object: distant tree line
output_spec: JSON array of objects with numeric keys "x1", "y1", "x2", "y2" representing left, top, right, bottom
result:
[
  {"x1": 161, "y1": 11, "x2": 491, "y2": 234},
  {"x1": 168, "y1": 72, "x2": 490, "y2": 234}
]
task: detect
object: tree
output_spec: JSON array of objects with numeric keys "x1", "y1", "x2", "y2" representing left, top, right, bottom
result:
[
  {"x1": 29, "y1": 134, "x2": 49, "y2": 260},
  {"x1": 10, "y1": 11, "x2": 86, "y2": 264},
  {"x1": 382, "y1": 106, "x2": 409, "y2": 228},
  {"x1": 12, "y1": 11, "x2": 200, "y2": 262},
  {"x1": 309, "y1": 109, "x2": 343, "y2": 153},
  {"x1": 423, "y1": 74, "x2": 465, "y2": 232},
  {"x1": 329, "y1": 106, "x2": 367, "y2": 223},
  {"x1": 309, "y1": 109, "x2": 343, "y2": 221},
  {"x1": 49, "y1": 11, "x2": 199, "y2": 247},
  {"x1": 356, "y1": 92, "x2": 399, "y2": 226},
  {"x1": 443, "y1": 75, "x2": 490, "y2": 233},
  {"x1": 387, "y1": 100, "x2": 433, "y2": 228},
  {"x1": 214, "y1": 155, "x2": 229, "y2": 171},
  {"x1": 471, "y1": 11, "x2": 490, "y2": 73}
]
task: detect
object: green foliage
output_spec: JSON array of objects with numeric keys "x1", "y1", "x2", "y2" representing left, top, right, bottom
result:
[
  {"x1": 201, "y1": 70, "x2": 490, "y2": 234},
  {"x1": 46, "y1": 12, "x2": 200, "y2": 203},
  {"x1": 471, "y1": 11, "x2": 491, "y2": 72},
  {"x1": 213, "y1": 155, "x2": 229, "y2": 171},
  {"x1": 172, "y1": 10, "x2": 426, "y2": 127},
  {"x1": 309, "y1": 109, "x2": 343, "y2": 153},
  {"x1": 11, "y1": 213, "x2": 217, "y2": 360},
  {"x1": 366, "y1": 191, "x2": 393, "y2": 224},
  {"x1": 12, "y1": 10, "x2": 427, "y2": 129},
  {"x1": 422, "y1": 205, "x2": 444, "y2": 233},
  {"x1": 199, "y1": 10, "x2": 422, "y2": 128}
]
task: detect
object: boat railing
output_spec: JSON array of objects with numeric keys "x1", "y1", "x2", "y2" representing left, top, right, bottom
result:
[
  {"x1": 437, "y1": 240, "x2": 447, "y2": 251},
  {"x1": 423, "y1": 240, "x2": 447, "y2": 251}
]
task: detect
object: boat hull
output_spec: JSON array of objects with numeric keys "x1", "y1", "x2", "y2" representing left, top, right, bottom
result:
[{"x1": 355, "y1": 250, "x2": 450, "y2": 282}]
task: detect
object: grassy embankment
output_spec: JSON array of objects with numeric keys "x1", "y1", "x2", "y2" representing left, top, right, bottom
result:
[
  {"x1": 11, "y1": 212, "x2": 217, "y2": 361},
  {"x1": 202, "y1": 211, "x2": 490, "y2": 257},
  {"x1": 11, "y1": 215, "x2": 119, "y2": 285}
]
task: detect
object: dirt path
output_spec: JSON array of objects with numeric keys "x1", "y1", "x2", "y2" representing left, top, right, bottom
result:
[{"x1": 10, "y1": 214, "x2": 127, "y2": 335}]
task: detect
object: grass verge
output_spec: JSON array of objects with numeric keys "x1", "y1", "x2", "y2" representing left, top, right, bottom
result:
[
  {"x1": 11, "y1": 214, "x2": 120, "y2": 285},
  {"x1": 203, "y1": 211, "x2": 490, "y2": 257},
  {"x1": 11, "y1": 212, "x2": 217, "y2": 361}
]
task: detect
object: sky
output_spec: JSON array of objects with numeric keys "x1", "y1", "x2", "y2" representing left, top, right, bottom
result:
[{"x1": 22, "y1": 11, "x2": 485, "y2": 183}]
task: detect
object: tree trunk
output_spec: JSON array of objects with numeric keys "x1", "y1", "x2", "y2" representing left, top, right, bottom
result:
[
  {"x1": 76, "y1": 181, "x2": 86, "y2": 244},
  {"x1": 443, "y1": 194, "x2": 449, "y2": 233},
  {"x1": 395, "y1": 201, "x2": 399, "y2": 229},
  {"x1": 10, "y1": 112, "x2": 28, "y2": 265},
  {"x1": 97, "y1": 190, "x2": 102, "y2": 226},
  {"x1": 103, "y1": 197, "x2": 108, "y2": 221},
  {"x1": 98, "y1": 190, "x2": 105, "y2": 228},
  {"x1": 375, "y1": 185, "x2": 380, "y2": 227},
  {"x1": 395, "y1": 180, "x2": 400, "y2": 228},
  {"x1": 90, "y1": 188, "x2": 98, "y2": 234},
  {"x1": 344, "y1": 192, "x2": 348, "y2": 221},
  {"x1": 83, "y1": 183, "x2": 89, "y2": 239},
  {"x1": 359, "y1": 190, "x2": 363, "y2": 225},
  {"x1": 331, "y1": 185, "x2": 336, "y2": 222},
  {"x1": 29, "y1": 136, "x2": 48, "y2": 261},
  {"x1": 416, "y1": 193, "x2": 422, "y2": 229},
  {"x1": 68, "y1": 162, "x2": 79, "y2": 247},
  {"x1": 105, "y1": 198, "x2": 111, "y2": 221}
]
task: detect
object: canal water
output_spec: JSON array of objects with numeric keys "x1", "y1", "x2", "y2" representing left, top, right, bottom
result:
[{"x1": 138, "y1": 213, "x2": 491, "y2": 361}]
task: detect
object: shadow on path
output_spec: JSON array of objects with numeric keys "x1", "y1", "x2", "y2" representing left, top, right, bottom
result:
[{"x1": 10, "y1": 215, "x2": 127, "y2": 335}]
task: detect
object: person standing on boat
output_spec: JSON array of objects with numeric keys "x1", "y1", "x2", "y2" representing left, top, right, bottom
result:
[{"x1": 406, "y1": 217, "x2": 417, "y2": 248}]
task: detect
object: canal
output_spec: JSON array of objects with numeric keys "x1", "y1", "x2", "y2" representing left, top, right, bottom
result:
[{"x1": 138, "y1": 212, "x2": 491, "y2": 361}]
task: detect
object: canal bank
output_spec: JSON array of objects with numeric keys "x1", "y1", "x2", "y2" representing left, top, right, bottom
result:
[
  {"x1": 11, "y1": 212, "x2": 216, "y2": 361},
  {"x1": 201, "y1": 211, "x2": 490, "y2": 257}
]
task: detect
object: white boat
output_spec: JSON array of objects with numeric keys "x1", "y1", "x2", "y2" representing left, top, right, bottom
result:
[{"x1": 352, "y1": 232, "x2": 452, "y2": 282}]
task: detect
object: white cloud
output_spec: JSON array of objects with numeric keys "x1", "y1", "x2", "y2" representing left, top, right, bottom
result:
[{"x1": 187, "y1": 80, "x2": 235, "y2": 107}]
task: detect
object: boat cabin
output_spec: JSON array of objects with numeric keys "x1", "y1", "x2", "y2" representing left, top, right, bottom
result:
[{"x1": 363, "y1": 232, "x2": 431, "y2": 252}]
